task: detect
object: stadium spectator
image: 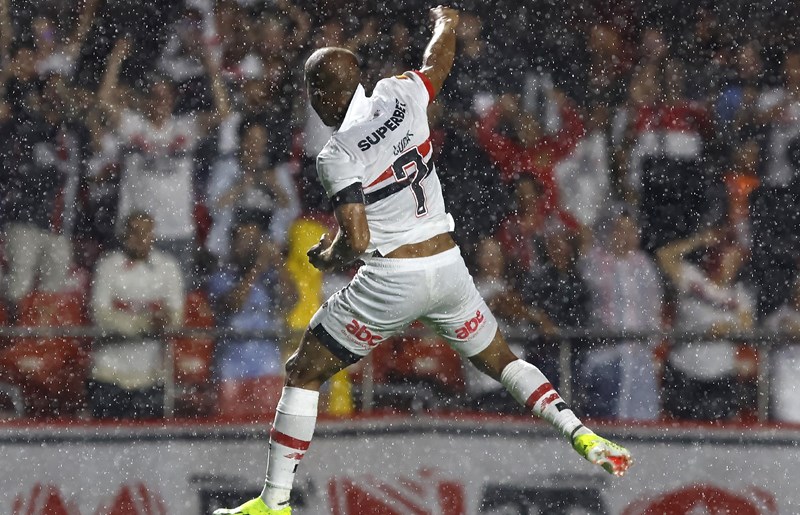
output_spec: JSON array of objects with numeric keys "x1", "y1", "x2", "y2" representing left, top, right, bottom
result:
[
  {"x1": 682, "y1": 7, "x2": 726, "y2": 101},
  {"x1": 207, "y1": 121, "x2": 299, "y2": 260},
  {"x1": 554, "y1": 103, "x2": 613, "y2": 228},
  {"x1": 580, "y1": 207, "x2": 663, "y2": 420},
  {"x1": 476, "y1": 90, "x2": 585, "y2": 193},
  {"x1": 0, "y1": 0, "x2": 99, "y2": 79},
  {"x1": 623, "y1": 60, "x2": 714, "y2": 251},
  {"x1": 763, "y1": 275, "x2": 800, "y2": 422},
  {"x1": 637, "y1": 27, "x2": 669, "y2": 70},
  {"x1": 520, "y1": 220, "x2": 590, "y2": 389},
  {"x1": 723, "y1": 139, "x2": 761, "y2": 247},
  {"x1": 158, "y1": 7, "x2": 209, "y2": 91},
  {"x1": 758, "y1": 49, "x2": 800, "y2": 187},
  {"x1": 207, "y1": 219, "x2": 296, "y2": 382},
  {"x1": 618, "y1": 59, "x2": 712, "y2": 196},
  {"x1": 716, "y1": 42, "x2": 764, "y2": 130},
  {"x1": 437, "y1": 110, "x2": 508, "y2": 258},
  {"x1": 495, "y1": 175, "x2": 577, "y2": 275},
  {"x1": 0, "y1": 71, "x2": 89, "y2": 310},
  {"x1": 442, "y1": 12, "x2": 496, "y2": 112},
  {"x1": 218, "y1": 61, "x2": 294, "y2": 165},
  {"x1": 584, "y1": 23, "x2": 630, "y2": 106},
  {"x1": 657, "y1": 227, "x2": 754, "y2": 420},
  {"x1": 89, "y1": 211, "x2": 184, "y2": 419},
  {"x1": 97, "y1": 38, "x2": 230, "y2": 286},
  {"x1": 612, "y1": 62, "x2": 662, "y2": 202}
]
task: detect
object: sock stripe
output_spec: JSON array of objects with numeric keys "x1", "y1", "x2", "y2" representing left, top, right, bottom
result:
[
  {"x1": 525, "y1": 382, "x2": 554, "y2": 408},
  {"x1": 270, "y1": 427, "x2": 311, "y2": 451},
  {"x1": 570, "y1": 424, "x2": 586, "y2": 443}
]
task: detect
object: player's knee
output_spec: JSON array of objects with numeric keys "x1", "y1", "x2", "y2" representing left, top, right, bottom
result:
[
  {"x1": 283, "y1": 354, "x2": 321, "y2": 389},
  {"x1": 284, "y1": 354, "x2": 302, "y2": 384},
  {"x1": 469, "y1": 333, "x2": 519, "y2": 380}
]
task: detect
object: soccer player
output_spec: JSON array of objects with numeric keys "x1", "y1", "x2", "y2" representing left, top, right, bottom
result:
[{"x1": 215, "y1": 6, "x2": 631, "y2": 515}]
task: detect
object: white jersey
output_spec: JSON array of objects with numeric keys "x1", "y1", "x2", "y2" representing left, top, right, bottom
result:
[{"x1": 316, "y1": 71, "x2": 454, "y2": 257}]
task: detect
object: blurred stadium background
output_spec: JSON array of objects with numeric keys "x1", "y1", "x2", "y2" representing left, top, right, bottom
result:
[{"x1": 1, "y1": 0, "x2": 799, "y2": 513}]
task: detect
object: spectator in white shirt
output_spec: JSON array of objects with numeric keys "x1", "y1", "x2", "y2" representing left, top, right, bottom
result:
[
  {"x1": 763, "y1": 276, "x2": 800, "y2": 422},
  {"x1": 581, "y1": 207, "x2": 663, "y2": 420},
  {"x1": 97, "y1": 38, "x2": 230, "y2": 286},
  {"x1": 757, "y1": 50, "x2": 800, "y2": 187},
  {"x1": 206, "y1": 121, "x2": 299, "y2": 260},
  {"x1": 657, "y1": 227, "x2": 754, "y2": 420},
  {"x1": 554, "y1": 104, "x2": 612, "y2": 228},
  {"x1": 89, "y1": 212, "x2": 184, "y2": 419}
]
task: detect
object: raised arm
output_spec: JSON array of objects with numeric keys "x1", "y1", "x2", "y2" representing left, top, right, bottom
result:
[
  {"x1": 656, "y1": 228, "x2": 721, "y2": 287},
  {"x1": 199, "y1": 43, "x2": 231, "y2": 125},
  {"x1": 65, "y1": 0, "x2": 101, "y2": 60},
  {"x1": 417, "y1": 6, "x2": 460, "y2": 99},
  {"x1": 97, "y1": 38, "x2": 131, "y2": 128},
  {"x1": 0, "y1": 0, "x2": 12, "y2": 65}
]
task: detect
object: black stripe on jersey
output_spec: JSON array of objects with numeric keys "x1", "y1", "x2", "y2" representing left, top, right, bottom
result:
[
  {"x1": 330, "y1": 182, "x2": 365, "y2": 207},
  {"x1": 363, "y1": 165, "x2": 433, "y2": 205},
  {"x1": 310, "y1": 324, "x2": 363, "y2": 365}
]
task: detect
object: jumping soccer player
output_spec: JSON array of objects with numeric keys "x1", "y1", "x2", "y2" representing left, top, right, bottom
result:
[{"x1": 214, "y1": 6, "x2": 631, "y2": 514}]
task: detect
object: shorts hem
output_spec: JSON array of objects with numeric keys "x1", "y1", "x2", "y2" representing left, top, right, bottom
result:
[{"x1": 310, "y1": 323, "x2": 363, "y2": 365}]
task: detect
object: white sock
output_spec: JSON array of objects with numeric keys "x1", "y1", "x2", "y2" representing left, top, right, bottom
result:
[
  {"x1": 500, "y1": 359, "x2": 592, "y2": 441},
  {"x1": 260, "y1": 387, "x2": 319, "y2": 509}
]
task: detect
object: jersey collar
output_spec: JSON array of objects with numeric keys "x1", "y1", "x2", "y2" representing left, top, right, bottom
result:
[{"x1": 337, "y1": 84, "x2": 368, "y2": 133}]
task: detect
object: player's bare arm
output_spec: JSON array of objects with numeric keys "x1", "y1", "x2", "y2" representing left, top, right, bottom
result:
[
  {"x1": 307, "y1": 201, "x2": 370, "y2": 272},
  {"x1": 414, "y1": 6, "x2": 460, "y2": 98}
]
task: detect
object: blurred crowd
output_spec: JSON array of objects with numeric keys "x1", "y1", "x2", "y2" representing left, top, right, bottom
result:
[{"x1": 1, "y1": 0, "x2": 800, "y2": 423}]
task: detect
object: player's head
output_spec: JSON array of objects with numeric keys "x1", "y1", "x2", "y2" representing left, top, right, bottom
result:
[{"x1": 305, "y1": 47, "x2": 361, "y2": 127}]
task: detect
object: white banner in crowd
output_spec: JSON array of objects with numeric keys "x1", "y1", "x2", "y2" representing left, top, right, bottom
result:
[{"x1": 1, "y1": 418, "x2": 797, "y2": 514}]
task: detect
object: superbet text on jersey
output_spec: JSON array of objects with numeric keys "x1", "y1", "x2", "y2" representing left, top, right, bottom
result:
[{"x1": 316, "y1": 71, "x2": 454, "y2": 258}]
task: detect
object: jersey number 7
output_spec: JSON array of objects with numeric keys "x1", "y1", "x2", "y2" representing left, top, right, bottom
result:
[{"x1": 391, "y1": 148, "x2": 429, "y2": 217}]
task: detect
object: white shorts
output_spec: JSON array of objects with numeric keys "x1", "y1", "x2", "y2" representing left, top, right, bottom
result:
[{"x1": 309, "y1": 247, "x2": 498, "y2": 364}]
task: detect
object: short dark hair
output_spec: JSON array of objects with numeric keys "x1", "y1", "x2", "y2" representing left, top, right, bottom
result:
[{"x1": 232, "y1": 208, "x2": 271, "y2": 235}]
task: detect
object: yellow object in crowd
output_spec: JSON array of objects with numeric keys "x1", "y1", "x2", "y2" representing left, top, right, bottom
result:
[
  {"x1": 285, "y1": 218, "x2": 327, "y2": 331},
  {"x1": 283, "y1": 217, "x2": 354, "y2": 416}
]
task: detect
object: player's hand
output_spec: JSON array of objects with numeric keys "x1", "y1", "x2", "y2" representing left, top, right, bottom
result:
[
  {"x1": 430, "y1": 6, "x2": 459, "y2": 27},
  {"x1": 307, "y1": 233, "x2": 334, "y2": 271}
]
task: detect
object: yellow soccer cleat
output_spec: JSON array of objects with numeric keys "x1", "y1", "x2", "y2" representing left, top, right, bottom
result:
[
  {"x1": 573, "y1": 433, "x2": 633, "y2": 477},
  {"x1": 212, "y1": 497, "x2": 291, "y2": 515}
]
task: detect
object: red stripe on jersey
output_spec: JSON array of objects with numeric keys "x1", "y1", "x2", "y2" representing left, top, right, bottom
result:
[
  {"x1": 411, "y1": 70, "x2": 435, "y2": 104},
  {"x1": 525, "y1": 383, "x2": 554, "y2": 408},
  {"x1": 367, "y1": 167, "x2": 394, "y2": 188},
  {"x1": 418, "y1": 138, "x2": 432, "y2": 159},
  {"x1": 365, "y1": 138, "x2": 433, "y2": 189},
  {"x1": 270, "y1": 427, "x2": 311, "y2": 451}
]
